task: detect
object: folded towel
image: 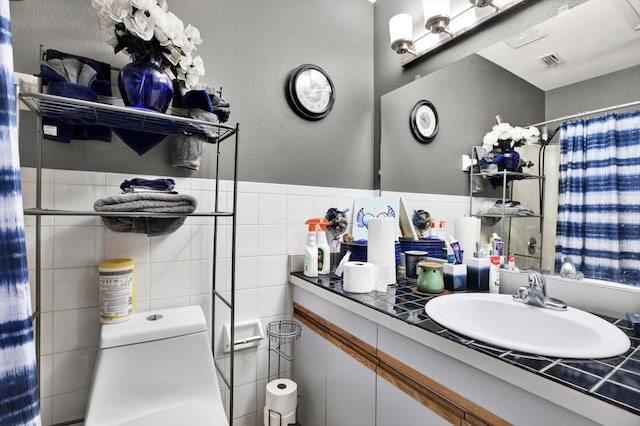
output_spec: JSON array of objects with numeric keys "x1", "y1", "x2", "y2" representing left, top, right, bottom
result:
[
  {"x1": 112, "y1": 128, "x2": 167, "y2": 155},
  {"x1": 94, "y1": 192, "x2": 197, "y2": 213},
  {"x1": 39, "y1": 49, "x2": 112, "y2": 144},
  {"x1": 120, "y1": 178, "x2": 176, "y2": 192},
  {"x1": 45, "y1": 48, "x2": 112, "y2": 82},
  {"x1": 171, "y1": 108, "x2": 219, "y2": 170},
  {"x1": 182, "y1": 89, "x2": 231, "y2": 123},
  {"x1": 42, "y1": 58, "x2": 97, "y2": 86},
  {"x1": 94, "y1": 192, "x2": 197, "y2": 236},
  {"x1": 100, "y1": 216, "x2": 189, "y2": 235}
]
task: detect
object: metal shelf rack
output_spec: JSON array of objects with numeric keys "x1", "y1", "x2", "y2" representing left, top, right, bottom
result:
[
  {"x1": 19, "y1": 88, "x2": 239, "y2": 425},
  {"x1": 469, "y1": 146, "x2": 545, "y2": 269}
]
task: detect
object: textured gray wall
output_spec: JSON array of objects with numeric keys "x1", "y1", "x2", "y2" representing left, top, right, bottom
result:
[
  {"x1": 11, "y1": 0, "x2": 374, "y2": 188},
  {"x1": 546, "y1": 65, "x2": 640, "y2": 121},
  {"x1": 380, "y1": 54, "x2": 544, "y2": 195}
]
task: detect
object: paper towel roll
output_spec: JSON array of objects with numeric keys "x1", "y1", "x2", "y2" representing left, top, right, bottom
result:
[
  {"x1": 454, "y1": 217, "x2": 481, "y2": 264},
  {"x1": 343, "y1": 261, "x2": 376, "y2": 293},
  {"x1": 264, "y1": 406, "x2": 296, "y2": 426},
  {"x1": 367, "y1": 217, "x2": 396, "y2": 291},
  {"x1": 265, "y1": 379, "x2": 297, "y2": 422}
]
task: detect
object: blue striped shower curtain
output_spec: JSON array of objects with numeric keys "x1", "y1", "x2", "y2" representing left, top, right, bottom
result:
[
  {"x1": 0, "y1": 0, "x2": 41, "y2": 424},
  {"x1": 555, "y1": 110, "x2": 640, "y2": 286}
]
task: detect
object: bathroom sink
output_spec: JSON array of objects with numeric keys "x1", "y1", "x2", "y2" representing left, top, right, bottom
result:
[{"x1": 425, "y1": 293, "x2": 631, "y2": 359}]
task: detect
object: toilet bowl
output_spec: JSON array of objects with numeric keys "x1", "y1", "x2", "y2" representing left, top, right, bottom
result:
[{"x1": 85, "y1": 305, "x2": 228, "y2": 425}]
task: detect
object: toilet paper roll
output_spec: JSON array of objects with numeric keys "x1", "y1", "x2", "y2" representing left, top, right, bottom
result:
[
  {"x1": 343, "y1": 261, "x2": 376, "y2": 293},
  {"x1": 454, "y1": 217, "x2": 481, "y2": 264},
  {"x1": 264, "y1": 406, "x2": 296, "y2": 426},
  {"x1": 367, "y1": 217, "x2": 396, "y2": 291},
  {"x1": 265, "y1": 379, "x2": 297, "y2": 421}
]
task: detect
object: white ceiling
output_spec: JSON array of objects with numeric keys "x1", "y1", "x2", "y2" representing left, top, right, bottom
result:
[{"x1": 478, "y1": 0, "x2": 640, "y2": 91}]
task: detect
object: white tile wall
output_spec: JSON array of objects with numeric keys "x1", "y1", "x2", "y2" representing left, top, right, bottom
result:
[{"x1": 21, "y1": 167, "x2": 469, "y2": 426}]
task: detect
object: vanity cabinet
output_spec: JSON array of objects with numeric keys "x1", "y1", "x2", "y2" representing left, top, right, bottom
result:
[
  {"x1": 19, "y1": 91, "x2": 239, "y2": 423},
  {"x1": 291, "y1": 272, "x2": 639, "y2": 426},
  {"x1": 293, "y1": 286, "x2": 478, "y2": 426},
  {"x1": 295, "y1": 306, "x2": 377, "y2": 426},
  {"x1": 376, "y1": 375, "x2": 451, "y2": 426},
  {"x1": 469, "y1": 146, "x2": 545, "y2": 269}
]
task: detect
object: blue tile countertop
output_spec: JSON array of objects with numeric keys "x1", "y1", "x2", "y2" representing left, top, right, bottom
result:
[{"x1": 291, "y1": 272, "x2": 640, "y2": 417}]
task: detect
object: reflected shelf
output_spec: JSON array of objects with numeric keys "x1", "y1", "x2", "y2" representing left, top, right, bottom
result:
[{"x1": 471, "y1": 170, "x2": 545, "y2": 180}]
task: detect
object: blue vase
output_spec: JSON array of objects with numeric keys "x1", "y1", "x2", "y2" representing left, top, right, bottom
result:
[
  {"x1": 495, "y1": 149, "x2": 521, "y2": 172},
  {"x1": 118, "y1": 53, "x2": 173, "y2": 113}
]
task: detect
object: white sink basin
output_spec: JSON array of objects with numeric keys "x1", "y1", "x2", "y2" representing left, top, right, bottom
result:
[{"x1": 425, "y1": 293, "x2": 631, "y2": 359}]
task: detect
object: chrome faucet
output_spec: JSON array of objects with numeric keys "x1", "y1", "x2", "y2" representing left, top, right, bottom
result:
[
  {"x1": 513, "y1": 271, "x2": 567, "y2": 311},
  {"x1": 560, "y1": 257, "x2": 584, "y2": 280}
]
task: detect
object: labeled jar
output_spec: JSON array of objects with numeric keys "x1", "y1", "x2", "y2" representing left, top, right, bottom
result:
[{"x1": 99, "y1": 258, "x2": 135, "y2": 324}]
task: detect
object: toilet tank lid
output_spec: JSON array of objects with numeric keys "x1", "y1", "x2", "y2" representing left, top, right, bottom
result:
[{"x1": 100, "y1": 305, "x2": 208, "y2": 349}]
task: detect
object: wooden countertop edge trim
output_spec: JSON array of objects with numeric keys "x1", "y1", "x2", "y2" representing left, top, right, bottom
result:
[
  {"x1": 293, "y1": 302, "x2": 512, "y2": 426},
  {"x1": 378, "y1": 350, "x2": 511, "y2": 426}
]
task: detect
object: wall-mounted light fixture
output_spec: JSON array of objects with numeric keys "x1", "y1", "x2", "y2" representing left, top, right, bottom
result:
[{"x1": 389, "y1": 0, "x2": 524, "y2": 66}]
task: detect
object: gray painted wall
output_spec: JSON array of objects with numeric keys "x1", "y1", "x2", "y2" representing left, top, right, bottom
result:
[
  {"x1": 11, "y1": 0, "x2": 374, "y2": 189},
  {"x1": 380, "y1": 54, "x2": 544, "y2": 195},
  {"x1": 10, "y1": 0, "x2": 593, "y2": 191},
  {"x1": 546, "y1": 64, "x2": 640, "y2": 121}
]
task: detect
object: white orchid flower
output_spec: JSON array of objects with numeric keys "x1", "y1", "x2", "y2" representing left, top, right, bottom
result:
[
  {"x1": 100, "y1": 0, "x2": 130, "y2": 23},
  {"x1": 184, "y1": 24, "x2": 202, "y2": 46},
  {"x1": 130, "y1": 0, "x2": 156, "y2": 10},
  {"x1": 91, "y1": 0, "x2": 109, "y2": 11},
  {"x1": 123, "y1": 10, "x2": 155, "y2": 41}
]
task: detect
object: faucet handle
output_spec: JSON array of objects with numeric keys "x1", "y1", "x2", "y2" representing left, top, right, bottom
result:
[
  {"x1": 514, "y1": 286, "x2": 528, "y2": 302},
  {"x1": 527, "y1": 271, "x2": 545, "y2": 290}
]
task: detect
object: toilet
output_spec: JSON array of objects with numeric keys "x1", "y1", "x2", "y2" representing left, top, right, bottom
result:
[{"x1": 85, "y1": 305, "x2": 228, "y2": 425}]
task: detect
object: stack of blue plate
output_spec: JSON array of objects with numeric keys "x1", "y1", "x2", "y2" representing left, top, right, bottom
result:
[
  {"x1": 399, "y1": 237, "x2": 447, "y2": 259},
  {"x1": 339, "y1": 240, "x2": 401, "y2": 265}
]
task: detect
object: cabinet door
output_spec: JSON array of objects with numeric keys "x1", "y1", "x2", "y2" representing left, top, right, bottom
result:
[
  {"x1": 376, "y1": 375, "x2": 451, "y2": 426},
  {"x1": 295, "y1": 322, "x2": 327, "y2": 426},
  {"x1": 325, "y1": 341, "x2": 376, "y2": 426}
]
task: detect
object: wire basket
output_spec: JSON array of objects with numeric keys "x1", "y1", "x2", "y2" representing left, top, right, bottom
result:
[{"x1": 266, "y1": 320, "x2": 302, "y2": 344}]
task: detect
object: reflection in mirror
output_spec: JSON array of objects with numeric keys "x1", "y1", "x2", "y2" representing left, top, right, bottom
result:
[{"x1": 380, "y1": 0, "x2": 640, "y2": 287}]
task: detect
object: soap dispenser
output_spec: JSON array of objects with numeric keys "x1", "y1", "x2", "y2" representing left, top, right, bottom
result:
[
  {"x1": 304, "y1": 219, "x2": 318, "y2": 278},
  {"x1": 316, "y1": 218, "x2": 331, "y2": 275}
]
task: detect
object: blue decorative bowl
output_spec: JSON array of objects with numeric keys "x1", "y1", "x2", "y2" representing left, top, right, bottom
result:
[
  {"x1": 399, "y1": 237, "x2": 447, "y2": 259},
  {"x1": 339, "y1": 240, "x2": 401, "y2": 265}
]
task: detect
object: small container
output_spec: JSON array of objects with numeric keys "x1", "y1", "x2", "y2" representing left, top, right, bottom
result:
[
  {"x1": 466, "y1": 257, "x2": 490, "y2": 292},
  {"x1": 405, "y1": 250, "x2": 428, "y2": 279},
  {"x1": 99, "y1": 258, "x2": 135, "y2": 324},
  {"x1": 443, "y1": 263, "x2": 467, "y2": 292},
  {"x1": 417, "y1": 262, "x2": 444, "y2": 294}
]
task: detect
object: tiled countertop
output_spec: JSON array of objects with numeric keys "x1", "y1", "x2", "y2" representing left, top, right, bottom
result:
[{"x1": 291, "y1": 272, "x2": 640, "y2": 417}]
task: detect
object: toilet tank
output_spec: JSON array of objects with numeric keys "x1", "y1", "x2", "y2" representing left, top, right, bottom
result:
[
  {"x1": 99, "y1": 305, "x2": 207, "y2": 348},
  {"x1": 85, "y1": 305, "x2": 228, "y2": 426}
]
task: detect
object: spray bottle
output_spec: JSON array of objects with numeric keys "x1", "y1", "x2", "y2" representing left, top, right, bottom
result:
[
  {"x1": 304, "y1": 219, "x2": 318, "y2": 278},
  {"x1": 438, "y1": 220, "x2": 447, "y2": 241},
  {"x1": 316, "y1": 218, "x2": 331, "y2": 275}
]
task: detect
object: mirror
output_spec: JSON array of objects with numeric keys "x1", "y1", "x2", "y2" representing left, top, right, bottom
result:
[{"x1": 380, "y1": 0, "x2": 640, "y2": 285}]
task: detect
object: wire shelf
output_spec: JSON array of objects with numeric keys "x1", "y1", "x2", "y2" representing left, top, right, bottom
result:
[
  {"x1": 19, "y1": 92, "x2": 236, "y2": 143},
  {"x1": 266, "y1": 320, "x2": 302, "y2": 344}
]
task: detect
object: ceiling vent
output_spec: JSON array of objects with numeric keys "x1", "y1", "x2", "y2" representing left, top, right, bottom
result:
[{"x1": 537, "y1": 52, "x2": 566, "y2": 68}]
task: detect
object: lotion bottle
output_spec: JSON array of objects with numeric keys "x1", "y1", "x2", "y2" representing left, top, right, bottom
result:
[
  {"x1": 304, "y1": 219, "x2": 318, "y2": 278},
  {"x1": 316, "y1": 218, "x2": 331, "y2": 275}
]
